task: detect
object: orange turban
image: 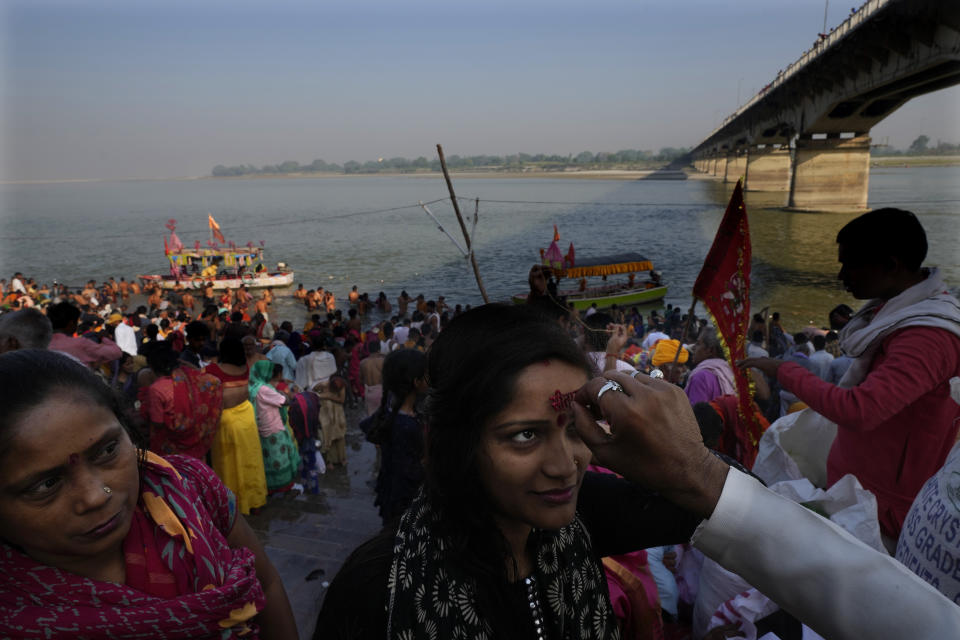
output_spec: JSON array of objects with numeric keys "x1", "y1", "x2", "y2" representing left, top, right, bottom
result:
[{"x1": 651, "y1": 339, "x2": 689, "y2": 367}]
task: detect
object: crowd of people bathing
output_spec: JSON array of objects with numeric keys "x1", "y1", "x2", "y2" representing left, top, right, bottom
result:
[{"x1": 0, "y1": 207, "x2": 958, "y2": 639}]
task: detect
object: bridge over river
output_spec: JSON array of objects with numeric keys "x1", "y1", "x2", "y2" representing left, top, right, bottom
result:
[{"x1": 690, "y1": 0, "x2": 960, "y2": 212}]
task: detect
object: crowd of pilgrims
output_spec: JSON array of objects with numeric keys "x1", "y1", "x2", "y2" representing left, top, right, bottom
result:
[{"x1": 0, "y1": 208, "x2": 959, "y2": 639}]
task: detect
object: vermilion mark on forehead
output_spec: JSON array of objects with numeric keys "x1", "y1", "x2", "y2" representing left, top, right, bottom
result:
[
  {"x1": 550, "y1": 390, "x2": 575, "y2": 412},
  {"x1": 68, "y1": 453, "x2": 80, "y2": 465}
]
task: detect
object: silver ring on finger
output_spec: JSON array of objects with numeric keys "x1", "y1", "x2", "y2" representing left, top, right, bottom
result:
[
  {"x1": 596, "y1": 379, "x2": 624, "y2": 403},
  {"x1": 649, "y1": 368, "x2": 665, "y2": 379}
]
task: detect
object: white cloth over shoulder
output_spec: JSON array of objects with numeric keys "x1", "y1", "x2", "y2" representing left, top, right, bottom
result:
[
  {"x1": 294, "y1": 351, "x2": 337, "y2": 390},
  {"x1": 838, "y1": 267, "x2": 960, "y2": 389},
  {"x1": 113, "y1": 322, "x2": 138, "y2": 356},
  {"x1": 692, "y1": 468, "x2": 960, "y2": 640}
]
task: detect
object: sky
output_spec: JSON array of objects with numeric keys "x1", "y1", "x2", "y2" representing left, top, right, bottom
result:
[{"x1": 2, "y1": 0, "x2": 958, "y2": 181}]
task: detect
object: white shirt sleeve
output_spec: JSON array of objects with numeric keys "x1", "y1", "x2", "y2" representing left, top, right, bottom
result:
[{"x1": 691, "y1": 468, "x2": 960, "y2": 640}]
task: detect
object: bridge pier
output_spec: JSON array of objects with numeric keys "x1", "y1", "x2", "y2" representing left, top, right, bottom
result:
[
  {"x1": 744, "y1": 146, "x2": 791, "y2": 192},
  {"x1": 724, "y1": 152, "x2": 746, "y2": 184},
  {"x1": 712, "y1": 155, "x2": 727, "y2": 177},
  {"x1": 788, "y1": 135, "x2": 870, "y2": 212}
]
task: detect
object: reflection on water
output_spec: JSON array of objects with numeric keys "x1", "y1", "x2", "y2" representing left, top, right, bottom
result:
[{"x1": 1, "y1": 167, "x2": 957, "y2": 333}]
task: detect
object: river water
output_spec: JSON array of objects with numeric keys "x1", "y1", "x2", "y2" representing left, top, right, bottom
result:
[{"x1": 2, "y1": 167, "x2": 958, "y2": 330}]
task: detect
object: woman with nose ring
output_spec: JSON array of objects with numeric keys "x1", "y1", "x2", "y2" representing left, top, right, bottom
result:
[{"x1": 0, "y1": 349, "x2": 297, "y2": 639}]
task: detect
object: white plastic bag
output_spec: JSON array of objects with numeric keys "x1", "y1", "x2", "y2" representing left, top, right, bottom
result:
[
  {"x1": 697, "y1": 474, "x2": 884, "y2": 638},
  {"x1": 768, "y1": 474, "x2": 885, "y2": 553},
  {"x1": 751, "y1": 408, "x2": 837, "y2": 488}
]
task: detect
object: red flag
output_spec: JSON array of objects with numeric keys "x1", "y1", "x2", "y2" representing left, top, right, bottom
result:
[
  {"x1": 692, "y1": 179, "x2": 763, "y2": 465},
  {"x1": 208, "y1": 214, "x2": 225, "y2": 244},
  {"x1": 553, "y1": 224, "x2": 560, "y2": 242},
  {"x1": 565, "y1": 242, "x2": 575, "y2": 268}
]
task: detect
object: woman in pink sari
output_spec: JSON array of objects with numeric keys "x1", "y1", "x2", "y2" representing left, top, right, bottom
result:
[
  {"x1": 0, "y1": 349, "x2": 297, "y2": 639},
  {"x1": 143, "y1": 343, "x2": 223, "y2": 459}
]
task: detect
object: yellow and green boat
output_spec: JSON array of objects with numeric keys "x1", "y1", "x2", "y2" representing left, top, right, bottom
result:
[{"x1": 512, "y1": 252, "x2": 668, "y2": 310}]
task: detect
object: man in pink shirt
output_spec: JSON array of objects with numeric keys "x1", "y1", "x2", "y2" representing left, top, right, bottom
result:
[
  {"x1": 742, "y1": 209, "x2": 960, "y2": 541},
  {"x1": 46, "y1": 301, "x2": 121, "y2": 367}
]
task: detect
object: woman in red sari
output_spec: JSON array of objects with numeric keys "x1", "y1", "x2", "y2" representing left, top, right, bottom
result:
[
  {"x1": 0, "y1": 349, "x2": 297, "y2": 639},
  {"x1": 143, "y1": 342, "x2": 223, "y2": 459}
]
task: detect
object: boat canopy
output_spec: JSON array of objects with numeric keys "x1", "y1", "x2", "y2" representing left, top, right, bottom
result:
[
  {"x1": 563, "y1": 252, "x2": 654, "y2": 278},
  {"x1": 166, "y1": 247, "x2": 264, "y2": 269}
]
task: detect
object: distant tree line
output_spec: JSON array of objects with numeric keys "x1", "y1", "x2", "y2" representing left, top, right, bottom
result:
[
  {"x1": 211, "y1": 147, "x2": 691, "y2": 177},
  {"x1": 872, "y1": 135, "x2": 960, "y2": 157}
]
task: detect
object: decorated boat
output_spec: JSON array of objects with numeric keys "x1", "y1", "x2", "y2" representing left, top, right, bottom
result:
[
  {"x1": 138, "y1": 217, "x2": 294, "y2": 290},
  {"x1": 511, "y1": 228, "x2": 667, "y2": 310}
]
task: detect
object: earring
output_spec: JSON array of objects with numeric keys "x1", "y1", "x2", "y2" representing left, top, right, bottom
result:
[{"x1": 103, "y1": 486, "x2": 112, "y2": 494}]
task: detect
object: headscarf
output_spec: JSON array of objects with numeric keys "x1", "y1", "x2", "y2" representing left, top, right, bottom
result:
[
  {"x1": 651, "y1": 339, "x2": 688, "y2": 367},
  {"x1": 249, "y1": 359, "x2": 289, "y2": 426},
  {"x1": 0, "y1": 453, "x2": 265, "y2": 639},
  {"x1": 387, "y1": 489, "x2": 620, "y2": 639},
  {"x1": 248, "y1": 359, "x2": 276, "y2": 407}
]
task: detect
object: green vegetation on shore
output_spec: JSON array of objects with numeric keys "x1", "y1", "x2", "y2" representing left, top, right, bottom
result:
[
  {"x1": 211, "y1": 148, "x2": 691, "y2": 178},
  {"x1": 872, "y1": 135, "x2": 960, "y2": 158},
  {"x1": 871, "y1": 155, "x2": 960, "y2": 167}
]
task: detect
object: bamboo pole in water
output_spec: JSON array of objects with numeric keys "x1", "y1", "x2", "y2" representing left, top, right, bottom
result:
[{"x1": 436, "y1": 144, "x2": 490, "y2": 304}]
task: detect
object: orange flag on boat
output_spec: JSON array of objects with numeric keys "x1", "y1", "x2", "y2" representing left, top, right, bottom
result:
[
  {"x1": 553, "y1": 224, "x2": 560, "y2": 242},
  {"x1": 692, "y1": 179, "x2": 763, "y2": 466},
  {"x1": 208, "y1": 214, "x2": 225, "y2": 244}
]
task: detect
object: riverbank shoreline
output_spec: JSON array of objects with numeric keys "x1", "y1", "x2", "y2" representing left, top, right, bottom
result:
[
  {"x1": 870, "y1": 155, "x2": 960, "y2": 167},
  {"x1": 5, "y1": 157, "x2": 957, "y2": 185}
]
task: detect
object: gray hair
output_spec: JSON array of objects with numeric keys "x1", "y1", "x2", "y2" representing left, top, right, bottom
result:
[
  {"x1": 0, "y1": 309, "x2": 53, "y2": 353},
  {"x1": 697, "y1": 325, "x2": 723, "y2": 358}
]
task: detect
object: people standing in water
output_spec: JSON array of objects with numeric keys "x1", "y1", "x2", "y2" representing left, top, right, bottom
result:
[
  {"x1": 206, "y1": 337, "x2": 268, "y2": 515},
  {"x1": 0, "y1": 349, "x2": 297, "y2": 638},
  {"x1": 248, "y1": 361, "x2": 301, "y2": 494}
]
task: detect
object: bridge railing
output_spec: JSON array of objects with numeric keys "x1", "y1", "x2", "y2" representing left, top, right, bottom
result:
[{"x1": 699, "y1": 0, "x2": 892, "y2": 149}]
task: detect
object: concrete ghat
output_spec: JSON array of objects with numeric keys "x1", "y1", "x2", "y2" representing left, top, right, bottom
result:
[{"x1": 248, "y1": 407, "x2": 381, "y2": 639}]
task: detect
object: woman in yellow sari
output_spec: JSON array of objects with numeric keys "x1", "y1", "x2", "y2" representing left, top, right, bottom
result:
[{"x1": 206, "y1": 337, "x2": 268, "y2": 514}]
